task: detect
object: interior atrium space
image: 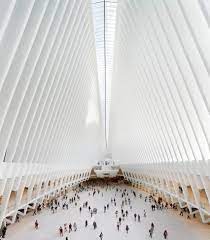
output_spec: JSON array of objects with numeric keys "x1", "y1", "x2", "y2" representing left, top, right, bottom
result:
[{"x1": 0, "y1": 0, "x2": 210, "y2": 239}]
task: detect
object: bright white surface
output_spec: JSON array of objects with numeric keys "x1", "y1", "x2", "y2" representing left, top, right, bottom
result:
[
  {"x1": 92, "y1": 0, "x2": 118, "y2": 140},
  {"x1": 6, "y1": 184, "x2": 210, "y2": 240},
  {"x1": 109, "y1": 0, "x2": 210, "y2": 163},
  {"x1": 0, "y1": 0, "x2": 104, "y2": 168}
]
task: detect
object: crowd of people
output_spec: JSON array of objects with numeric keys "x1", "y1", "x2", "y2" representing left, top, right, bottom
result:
[
  {"x1": 0, "y1": 178, "x2": 206, "y2": 240},
  {"x1": 33, "y1": 180, "x2": 170, "y2": 239}
]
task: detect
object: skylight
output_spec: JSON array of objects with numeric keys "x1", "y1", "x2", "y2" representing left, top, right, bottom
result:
[{"x1": 92, "y1": 0, "x2": 118, "y2": 147}]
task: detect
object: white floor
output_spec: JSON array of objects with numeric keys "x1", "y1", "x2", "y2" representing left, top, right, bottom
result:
[{"x1": 6, "y1": 184, "x2": 210, "y2": 240}]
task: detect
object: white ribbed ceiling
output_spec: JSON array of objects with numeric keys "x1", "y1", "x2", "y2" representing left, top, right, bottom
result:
[
  {"x1": 0, "y1": 0, "x2": 210, "y2": 169},
  {"x1": 0, "y1": 0, "x2": 105, "y2": 169},
  {"x1": 109, "y1": 0, "x2": 210, "y2": 165}
]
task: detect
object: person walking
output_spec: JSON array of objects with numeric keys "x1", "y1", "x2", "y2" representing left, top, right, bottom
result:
[
  {"x1": 149, "y1": 227, "x2": 153, "y2": 238},
  {"x1": 99, "y1": 232, "x2": 103, "y2": 240},
  {"x1": 85, "y1": 220, "x2": 88, "y2": 227},
  {"x1": 163, "y1": 230, "x2": 168, "y2": 239},
  {"x1": 93, "y1": 221, "x2": 97, "y2": 229},
  {"x1": 69, "y1": 223, "x2": 72, "y2": 232},
  {"x1": 117, "y1": 223, "x2": 120, "y2": 231},
  {"x1": 73, "y1": 222, "x2": 77, "y2": 232},
  {"x1": 125, "y1": 210, "x2": 128, "y2": 217},
  {"x1": 35, "y1": 220, "x2": 39, "y2": 229},
  {"x1": 126, "y1": 225, "x2": 129, "y2": 233},
  {"x1": 64, "y1": 223, "x2": 67, "y2": 232},
  {"x1": 59, "y1": 226, "x2": 63, "y2": 237}
]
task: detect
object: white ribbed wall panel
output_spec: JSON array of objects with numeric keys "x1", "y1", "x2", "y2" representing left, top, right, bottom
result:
[
  {"x1": 109, "y1": 0, "x2": 210, "y2": 222},
  {"x1": 0, "y1": 0, "x2": 104, "y2": 225}
]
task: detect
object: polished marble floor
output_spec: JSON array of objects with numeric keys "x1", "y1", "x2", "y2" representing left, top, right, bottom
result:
[{"x1": 6, "y1": 184, "x2": 210, "y2": 240}]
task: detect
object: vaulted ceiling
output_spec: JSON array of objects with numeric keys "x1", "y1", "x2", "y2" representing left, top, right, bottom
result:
[{"x1": 0, "y1": 0, "x2": 210, "y2": 169}]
